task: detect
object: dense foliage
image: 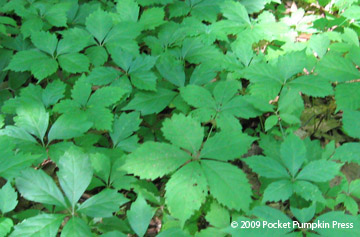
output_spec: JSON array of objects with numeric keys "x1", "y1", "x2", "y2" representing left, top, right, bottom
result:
[{"x1": 1, "y1": 0, "x2": 360, "y2": 236}]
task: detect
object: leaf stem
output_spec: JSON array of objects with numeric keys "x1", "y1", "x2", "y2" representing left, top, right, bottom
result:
[
  {"x1": 259, "y1": 116, "x2": 265, "y2": 132},
  {"x1": 279, "y1": 119, "x2": 286, "y2": 138},
  {"x1": 206, "y1": 123, "x2": 214, "y2": 141}
]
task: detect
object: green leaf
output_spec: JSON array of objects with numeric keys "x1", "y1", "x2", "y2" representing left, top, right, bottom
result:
[
  {"x1": 231, "y1": 39, "x2": 253, "y2": 66},
  {"x1": 123, "y1": 142, "x2": 190, "y2": 179},
  {"x1": 182, "y1": 38, "x2": 222, "y2": 64},
  {"x1": 168, "y1": 1, "x2": 190, "y2": 18},
  {"x1": 110, "y1": 112, "x2": 141, "y2": 147},
  {"x1": 336, "y1": 194, "x2": 358, "y2": 216},
  {"x1": 244, "y1": 63, "x2": 283, "y2": 100},
  {"x1": 128, "y1": 54, "x2": 157, "y2": 74},
  {"x1": 180, "y1": 85, "x2": 216, "y2": 109},
  {"x1": 223, "y1": 206, "x2": 295, "y2": 236},
  {"x1": 44, "y1": 3, "x2": 71, "y2": 27},
  {"x1": 104, "y1": 22, "x2": 141, "y2": 49},
  {"x1": 32, "y1": 56, "x2": 58, "y2": 81},
  {"x1": 101, "y1": 231, "x2": 128, "y2": 237},
  {"x1": 190, "y1": 1, "x2": 221, "y2": 22},
  {"x1": 263, "y1": 179, "x2": 293, "y2": 202},
  {"x1": 335, "y1": 83, "x2": 360, "y2": 111},
  {"x1": 342, "y1": 110, "x2": 360, "y2": 139},
  {"x1": 349, "y1": 180, "x2": 360, "y2": 198},
  {"x1": 280, "y1": 134, "x2": 306, "y2": 177},
  {"x1": 42, "y1": 80, "x2": 66, "y2": 108},
  {"x1": 131, "y1": 71, "x2": 157, "y2": 91},
  {"x1": 290, "y1": 204, "x2": 316, "y2": 223},
  {"x1": 251, "y1": 205, "x2": 293, "y2": 227},
  {"x1": 244, "y1": 155, "x2": 290, "y2": 179},
  {"x1": 116, "y1": 0, "x2": 140, "y2": 22},
  {"x1": 343, "y1": 5, "x2": 360, "y2": 20},
  {"x1": 213, "y1": 81, "x2": 239, "y2": 105},
  {"x1": 0, "y1": 115, "x2": 3, "y2": 129},
  {"x1": 0, "y1": 16, "x2": 16, "y2": 26},
  {"x1": 343, "y1": 28, "x2": 359, "y2": 47},
  {"x1": 78, "y1": 189, "x2": 129, "y2": 218},
  {"x1": 57, "y1": 28, "x2": 92, "y2": 55},
  {"x1": 202, "y1": 160, "x2": 252, "y2": 211},
  {"x1": 48, "y1": 112, "x2": 93, "y2": 143},
  {"x1": 278, "y1": 51, "x2": 307, "y2": 80},
  {"x1": 0, "y1": 147, "x2": 38, "y2": 180},
  {"x1": 61, "y1": 217, "x2": 92, "y2": 237},
  {"x1": 139, "y1": 7, "x2": 165, "y2": 30},
  {"x1": 0, "y1": 218, "x2": 13, "y2": 237},
  {"x1": 122, "y1": 88, "x2": 177, "y2": 115},
  {"x1": 244, "y1": 62, "x2": 283, "y2": 84},
  {"x1": 58, "y1": 53, "x2": 90, "y2": 73},
  {"x1": 296, "y1": 160, "x2": 340, "y2": 182},
  {"x1": 87, "y1": 67, "x2": 120, "y2": 86},
  {"x1": 88, "y1": 86, "x2": 125, "y2": 107},
  {"x1": 71, "y1": 77, "x2": 92, "y2": 107},
  {"x1": 0, "y1": 182, "x2": 18, "y2": 214},
  {"x1": 10, "y1": 214, "x2": 65, "y2": 237},
  {"x1": 315, "y1": 53, "x2": 360, "y2": 82},
  {"x1": 95, "y1": 215, "x2": 130, "y2": 233},
  {"x1": 0, "y1": 126, "x2": 38, "y2": 143},
  {"x1": 130, "y1": 180, "x2": 161, "y2": 205},
  {"x1": 16, "y1": 168, "x2": 67, "y2": 207},
  {"x1": 332, "y1": 142, "x2": 360, "y2": 165},
  {"x1": 158, "y1": 228, "x2": 191, "y2": 237},
  {"x1": 161, "y1": 114, "x2": 204, "y2": 153},
  {"x1": 31, "y1": 31, "x2": 58, "y2": 56},
  {"x1": 127, "y1": 195, "x2": 155, "y2": 237},
  {"x1": 115, "y1": 135, "x2": 139, "y2": 152},
  {"x1": 293, "y1": 180, "x2": 325, "y2": 202},
  {"x1": 14, "y1": 101, "x2": 49, "y2": 142},
  {"x1": 278, "y1": 87, "x2": 304, "y2": 118},
  {"x1": 196, "y1": 228, "x2": 226, "y2": 237},
  {"x1": 238, "y1": 0, "x2": 266, "y2": 14},
  {"x1": 21, "y1": 18, "x2": 43, "y2": 38},
  {"x1": 205, "y1": 200, "x2": 230, "y2": 228},
  {"x1": 215, "y1": 112, "x2": 243, "y2": 131},
  {"x1": 220, "y1": 96, "x2": 267, "y2": 119},
  {"x1": 156, "y1": 53, "x2": 185, "y2": 87},
  {"x1": 280, "y1": 113, "x2": 301, "y2": 125},
  {"x1": 110, "y1": 48, "x2": 134, "y2": 72},
  {"x1": 322, "y1": 141, "x2": 336, "y2": 163},
  {"x1": 309, "y1": 34, "x2": 330, "y2": 58},
  {"x1": 314, "y1": 211, "x2": 360, "y2": 236},
  {"x1": 189, "y1": 64, "x2": 216, "y2": 86},
  {"x1": 85, "y1": 46, "x2": 108, "y2": 67},
  {"x1": 221, "y1": 1, "x2": 250, "y2": 25},
  {"x1": 289, "y1": 75, "x2": 333, "y2": 97},
  {"x1": 165, "y1": 162, "x2": 207, "y2": 226},
  {"x1": 90, "y1": 153, "x2": 111, "y2": 184},
  {"x1": 265, "y1": 115, "x2": 278, "y2": 131},
  {"x1": 86, "y1": 106, "x2": 114, "y2": 131},
  {"x1": 85, "y1": 9, "x2": 113, "y2": 44},
  {"x1": 200, "y1": 131, "x2": 255, "y2": 161},
  {"x1": 57, "y1": 147, "x2": 93, "y2": 210},
  {"x1": 6, "y1": 50, "x2": 58, "y2": 81}
]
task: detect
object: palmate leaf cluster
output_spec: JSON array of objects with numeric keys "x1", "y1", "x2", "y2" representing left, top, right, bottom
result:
[{"x1": 0, "y1": 0, "x2": 360, "y2": 236}]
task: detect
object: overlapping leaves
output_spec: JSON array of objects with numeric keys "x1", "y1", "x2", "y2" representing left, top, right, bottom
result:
[
  {"x1": 123, "y1": 113, "x2": 255, "y2": 225},
  {"x1": 245, "y1": 134, "x2": 341, "y2": 203}
]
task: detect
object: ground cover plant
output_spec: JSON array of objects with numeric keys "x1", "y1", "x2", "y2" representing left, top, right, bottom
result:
[{"x1": 0, "y1": 0, "x2": 360, "y2": 236}]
